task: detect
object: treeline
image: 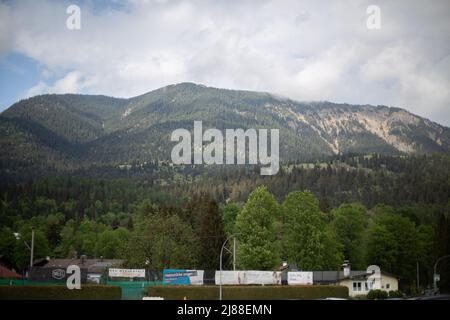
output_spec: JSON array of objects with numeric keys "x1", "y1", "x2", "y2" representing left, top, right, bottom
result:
[
  {"x1": 1, "y1": 183, "x2": 449, "y2": 293},
  {"x1": 2, "y1": 154, "x2": 450, "y2": 211},
  {"x1": 174, "y1": 153, "x2": 450, "y2": 208},
  {"x1": 1, "y1": 154, "x2": 449, "y2": 293},
  {"x1": 231, "y1": 186, "x2": 449, "y2": 293}
]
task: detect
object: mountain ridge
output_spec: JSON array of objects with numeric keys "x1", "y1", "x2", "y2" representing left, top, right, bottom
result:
[{"x1": 1, "y1": 82, "x2": 450, "y2": 176}]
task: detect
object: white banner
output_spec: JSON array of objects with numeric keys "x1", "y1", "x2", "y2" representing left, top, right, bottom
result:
[
  {"x1": 215, "y1": 271, "x2": 282, "y2": 285},
  {"x1": 189, "y1": 270, "x2": 204, "y2": 285},
  {"x1": 245, "y1": 271, "x2": 282, "y2": 285},
  {"x1": 215, "y1": 271, "x2": 240, "y2": 285},
  {"x1": 287, "y1": 272, "x2": 313, "y2": 285},
  {"x1": 108, "y1": 268, "x2": 146, "y2": 278}
]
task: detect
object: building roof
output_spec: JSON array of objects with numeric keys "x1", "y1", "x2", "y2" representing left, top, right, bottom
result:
[
  {"x1": 0, "y1": 255, "x2": 15, "y2": 270},
  {"x1": 35, "y1": 258, "x2": 124, "y2": 274},
  {"x1": 0, "y1": 265, "x2": 22, "y2": 279},
  {"x1": 313, "y1": 270, "x2": 398, "y2": 283}
]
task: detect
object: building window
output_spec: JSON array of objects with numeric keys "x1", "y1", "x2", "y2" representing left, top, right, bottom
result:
[
  {"x1": 353, "y1": 282, "x2": 362, "y2": 292},
  {"x1": 386, "y1": 283, "x2": 390, "y2": 289}
]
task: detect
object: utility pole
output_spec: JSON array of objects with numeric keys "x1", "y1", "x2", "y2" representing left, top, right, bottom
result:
[
  {"x1": 233, "y1": 237, "x2": 236, "y2": 271},
  {"x1": 220, "y1": 234, "x2": 240, "y2": 300},
  {"x1": 30, "y1": 228, "x2": 35, "y2": 268},
  {"x1": 416, "y1": 261, "x2": 419, "y2": 292}
]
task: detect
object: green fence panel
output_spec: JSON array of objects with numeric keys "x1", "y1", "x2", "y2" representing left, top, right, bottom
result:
[
  {"x1": 0, "y1": 279, "x2": 65, "y2": 286},
  {"x1": 1, "y1": 279, "x2": 164, "y2": 300},
  {"x1": 106, "y1": 281, "x2": 163, "y2": 300}
]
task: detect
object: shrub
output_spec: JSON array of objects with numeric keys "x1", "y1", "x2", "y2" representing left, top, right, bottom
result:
[
  {"x1": 388, "y1": 290, "x2": 403, "y2": 298},
  {"x1": 148, "y1": 285, "x2": 348, "y2": 300},
  {"x1": 366, "y1": 289, "x2": 388, "y2": 300},
  {"x1": 0, "y1": 285, "x2": 121, "y2": 300}
]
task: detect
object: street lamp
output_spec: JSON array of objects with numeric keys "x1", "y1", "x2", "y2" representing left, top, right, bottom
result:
[
  {"x1": 219, "y1": 233, "x2": 240, "y2": 301},
  {"x1": 13, "y1": 228, "x2": 35, "y2": 268},
  {"x1": 433, "y1": 254, "x2": 450, "y2": 293}
]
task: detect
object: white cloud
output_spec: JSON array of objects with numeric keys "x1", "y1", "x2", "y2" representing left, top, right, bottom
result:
[
  {"x1": 1, "y1": 0, "x2": 450, "y2": 125},
  {"x1": 0, "y1": 3, "x2": 13, "y2": 54},
  {"x1": 26, "y1": 71, "x2": 85, "y2": 96}
]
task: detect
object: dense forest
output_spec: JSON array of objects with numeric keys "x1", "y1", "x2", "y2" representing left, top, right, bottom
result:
[{"x1": 0, "y1": 153, "x2": 449, "y2": 293}]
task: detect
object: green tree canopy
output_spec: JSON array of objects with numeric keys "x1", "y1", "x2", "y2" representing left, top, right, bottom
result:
[
  {"x1": 332, "y1": 203, "x2": 368, "y2": 269},
  {"x1": 366, "y1": 211, "x2": 419, "y2": 285},
  {"x1": 223, "y1": 202, "x2": 241, "y2": 236},
  {"x1": 282, "y1": 190, "x2": 343, "y2": 270},
  {"x1": 123, "y1": 213, "x2": 198, "y2": 269},
  {"x1": 190, "y1": 194, "x2": 226, "y2": 270},
  {"x1": 235, "y1": 186, "x2": 280, "y2": 270}
]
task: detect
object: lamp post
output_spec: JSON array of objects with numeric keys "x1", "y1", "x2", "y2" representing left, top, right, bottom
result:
[
  {"x1": 219, "y1": 233, "x2": 240, "y2": 301},
  {"x1": 433, "y1": 255, "x2": 450, "y2": 293},
  {"x1": 13, "y1": 228, "x2": 35, "y2": 268}
]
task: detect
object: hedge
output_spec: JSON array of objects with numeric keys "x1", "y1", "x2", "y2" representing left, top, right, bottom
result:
[
  {"x1": 388, "y1": 290, "x2": 403, "y2": 298},
  {"x1": 366, "y1": 289, "x2": 388, "y2": 300},
  {"x1": 0, "y1": 285, "x2": 122, "y2": 300},
  {"x1": 148, "y1": 285, "x2": 348, "y2": 300}
]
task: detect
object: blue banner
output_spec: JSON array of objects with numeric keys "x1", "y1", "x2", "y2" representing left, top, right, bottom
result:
[{"x1": 163, "y1": 269, "x2": 201, "y2": 285}]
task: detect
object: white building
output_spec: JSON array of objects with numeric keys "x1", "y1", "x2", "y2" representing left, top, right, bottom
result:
[
  {"x1": 337, "y1": 271, "x2": 399, "y2": 297},
  {"x1": 313, "y1": 262, "x2": 399, "y2": 297}
]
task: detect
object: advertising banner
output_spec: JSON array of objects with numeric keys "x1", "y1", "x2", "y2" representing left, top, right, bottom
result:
[
  {"x1": 215, "y1": 271, "x2": 240, "y2": 285},
  {"x1": 163, "y1": 269, "x2": 204, "y2": 285},
  {"x1": 28, "y1": 267, "x2": 87, "y2": 283},
  {"x1": 287, "y1": 272, "x2": 314, "y2": 285},
  {"x1": 215, "y1": 271, "x2": 282, "y2": 285},
  {"x1": 108, "y1": 268, "x2": 146, "y2": 278}
]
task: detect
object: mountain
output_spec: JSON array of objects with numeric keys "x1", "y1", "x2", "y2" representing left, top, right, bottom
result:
[{"x1": 1, "y1": 82, "x2": 450, "y2": 177}]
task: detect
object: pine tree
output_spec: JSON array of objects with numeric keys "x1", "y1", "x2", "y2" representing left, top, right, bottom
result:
[
  {"x1": 434, "y1": 204, "x2": 450, "y2": 292},
  {"x1": 194, "y1": 194, "x2": 227, "y2": 270}
]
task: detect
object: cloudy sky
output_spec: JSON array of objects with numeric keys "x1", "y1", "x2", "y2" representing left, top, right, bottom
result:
[{"x1": 1, "y1": 0, "x2": 449, "y2": 125}]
